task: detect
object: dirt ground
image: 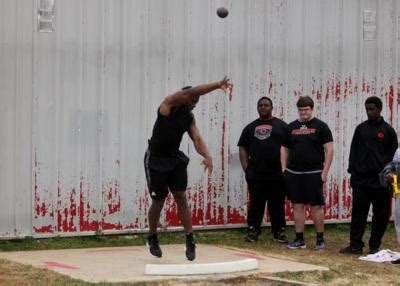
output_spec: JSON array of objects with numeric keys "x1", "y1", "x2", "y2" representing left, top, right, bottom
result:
[{"x1": 0, "y1": 224, "x2": 399, "y2": 285}]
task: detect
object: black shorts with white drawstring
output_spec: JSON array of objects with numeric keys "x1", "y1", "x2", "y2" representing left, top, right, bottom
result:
[{"x1": 284, "y1": 169, "x2": 324, "y2": 206}]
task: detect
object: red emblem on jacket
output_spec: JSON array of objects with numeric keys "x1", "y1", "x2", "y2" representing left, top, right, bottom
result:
[{"x1": 377, "y1": 132, "x2": 385, "y2": 138}]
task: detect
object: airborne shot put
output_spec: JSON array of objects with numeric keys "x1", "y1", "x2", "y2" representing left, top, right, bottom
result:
[{"x1": 144, "y1": 76, "x2": 231, "y2": 261}]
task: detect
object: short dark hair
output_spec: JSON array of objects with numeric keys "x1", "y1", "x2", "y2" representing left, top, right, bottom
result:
[
  {"x1": 365, "y1": 96, "x2": 382, "y2": 110},
  {"x1": 181, "y1": 86, "x2": 199, "y2": 104},
  {"x1": 257, "y1": 96, "x2": 273, "y2": 107},
  {"x1": 296, "y1": 96, "x2": 314, "y2": 109}
]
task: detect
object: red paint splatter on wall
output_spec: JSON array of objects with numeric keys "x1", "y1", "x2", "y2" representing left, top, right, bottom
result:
[
  {"x1": 33, "y1": 225, "x2": 53, "y2": 233},
  {"x1": 165, "y1": 195, "x2": 180, "y2": 227},
  {"x1": 57, "y1": 183, "x2": 77, "y2": 233},
  {"x1": 188, "y1": 184, "x2": 205, "y2": 226},
  {"x1": 285, "y1": 200, "x2": 294, "y2": 221},
  {"x1": 101, "y1": 179, "x2": 122, "y2": 230},
  {"x1": 107, "y1": 180, "x2": 121, "y2": 215},
  {"x1": 227, "y1": 207, "x2": 245, "y2": 224},
  {"x1": 311, "y1": 78, "x2": 322, "y2": 101},
  {"x1": 324, "y1": 180, "x2": 339, "y2": 220},
  {"x1": 69, "y1": 188, "x2": 77, "y2": 231},
  {"x1": 268, "y1": 81, "x2": 273, "y2": 94},
  {"x1": 228, "y1": 83, "x2": 234, "y2": 101},
  {"x1": 33, "y1": 152, "x2": 55, "y2": 233},
  {"x1": 397, "y1": 77, "x2": 400, "y2": 104},
  {"x1": 102, "y1": 221, "x2": 123, "y2": 230},
  {"x1": 387, "y1": 84, "x2": 394, "y2": 125},
  {"x1": 79, "y1": 177, "x2": 100, "y2": 231},
  {"x1": 335, "y1": 77, "x2": 341, "y2": 101},
  {"x1": 221, "y1": 120, "x2": 225, "y2": 187},
  {"x1": 204, "y1": 182, "x2": 225, "y2": 225},
  {"x1": 361, "y1": 79, "x2": 374, "y2": 94},
  {"x1": 342, "y1": 178, "x2": 352, "y2": 220},
  {"x1": 34, "y1": 152, "x2": 44, "y2": 219},
  {"x1": 325, "y1": 76, "x2": 335, "y2": 102}
]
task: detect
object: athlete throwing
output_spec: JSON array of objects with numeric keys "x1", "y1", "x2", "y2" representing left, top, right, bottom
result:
[{"x1": 144, "y1": 76, "x2": 230, "y2": 261}]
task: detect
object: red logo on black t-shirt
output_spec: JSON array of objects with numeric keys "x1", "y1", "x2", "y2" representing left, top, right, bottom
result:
[
  {"x1": 254, "y1": 125, "x2": 272, "y2": 140},
  {"x1": 377, "y1": 132, "x2": 385, "y2": 138},
  {"x1": 292, "y1": 124, "x2": 317, "y2": 135}
]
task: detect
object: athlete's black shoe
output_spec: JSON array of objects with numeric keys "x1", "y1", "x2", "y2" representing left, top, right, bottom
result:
[
  {"x1": 272, "y1": 232, "x2": 289, "y2": 243},
  {"x1": 147, "y1": 233, "x2": 162, "y2": 258},
  {"x1": 244, "y1": 226, "x2": 259, "y2": 242},
  {"x1": 339, "y1": 245, "x2": 362, "y2": 255},
  {"x1": 185, "y1": 233, "x2": 196, "y2": 261}
]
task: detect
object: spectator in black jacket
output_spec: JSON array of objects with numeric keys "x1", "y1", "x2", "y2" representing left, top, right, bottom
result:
[{"x1": 340, "y1": 96, "x2": 398, "y2": 255}]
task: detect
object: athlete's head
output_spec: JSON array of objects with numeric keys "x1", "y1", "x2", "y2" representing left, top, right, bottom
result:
[
  {"x1": 296, "y1": 96, "x2": 314, "y2": 122},
  {"x1": 180, "y1": 86, "x2": 199, "y2": 112},
  {"x1": 175, "y1": 86, "x2": 200, "y2": 112},
  {"x1": 365, "y1": 96, "x2": 382, "y2": 121},
  {"x1": 257, "y1": 97, "x2": 273, "y2": 119}
]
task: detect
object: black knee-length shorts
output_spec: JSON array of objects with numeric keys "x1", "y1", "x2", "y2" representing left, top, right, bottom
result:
[
  {"x1": 144, "y1": 150, "x2": 189, "y2": 201},
  {"x1": 284, "y1": 170, "x2": 324, "y2": 206}
]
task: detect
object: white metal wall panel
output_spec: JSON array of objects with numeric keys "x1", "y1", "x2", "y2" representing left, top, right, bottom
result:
[
  {"x1": 0, "y1": 0, "x2": 33, "y2": 238},
  {"x1": 0, "y1": 0, "x2": 399, "y2": 238}
]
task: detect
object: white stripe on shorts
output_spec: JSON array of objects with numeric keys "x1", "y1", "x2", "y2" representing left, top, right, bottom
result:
[{"x1": 144, "y1": 149, "x2": 151, "y2": 186}]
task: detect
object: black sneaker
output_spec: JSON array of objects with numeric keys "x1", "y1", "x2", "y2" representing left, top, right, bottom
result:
[
  {"x1": 368, "y1": 247, "x2": 379, "y2": 255},
  {"x1": 314, "y1": 239, "x2": 326, "y2": 250},
  {"x1": 272, "y1": 232, "x2": 288, "y2": 243},
  {"x1": 244, "y1": 227, "x2": 259, "y2": 242},
  {"x1": 147, "y1": 233, "x2": 162, "y2": 258},
  {"x1": 185, "y1": 233, "x2": 196, "y2": 261},
  {"x1": 287, "y1": 239, "x2": 306, "y2": 249},
  {"x1": 339, "y1": 245, "x2": 362, "y2": 255}
]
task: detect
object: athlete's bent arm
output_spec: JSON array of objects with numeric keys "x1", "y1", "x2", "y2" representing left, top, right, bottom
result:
[
  {"x1": 322, "y1": 142, "x2": 334, "y2": 183},
  {"x1": 188, "y1": 120, "x2": 213, "y2": 175}
]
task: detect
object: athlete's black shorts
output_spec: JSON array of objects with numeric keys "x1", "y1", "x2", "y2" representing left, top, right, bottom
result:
[
  {"x1": 284, "y1": 170, "x2": 324, "y2": 206},
  {"x1": 144, "y1": 150, "x2": 189, "y2": 201}
]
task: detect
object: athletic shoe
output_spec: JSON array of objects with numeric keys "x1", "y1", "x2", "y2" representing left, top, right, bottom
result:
[
  {"x1": 339, "y1": 245, "x2": 363, "y2": 255},
  {"x1": 368, "y1": 247, "x2": 379, "y2": 255},
  {"x1": 147, "y1": 233, "x2": 162, "y2": 258},
  {"x1": 314, "y1": 239, "x2": 326, "y2": 250},
  {"x1": 272, "y1": 232, "x2": 289, "y2": 243},
  {"x1": 244, "y1": 226, "x2": 259, "y2": 242},
  {"x1": 287, "y1": 239, "x2": 306, "y2": 249},
  {"x1": 185, "y1": 233, "x2": 196, "y2": 261}
]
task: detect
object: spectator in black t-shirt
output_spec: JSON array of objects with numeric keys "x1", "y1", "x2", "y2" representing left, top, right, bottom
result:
[
  {"x1": 238, "y1": 97, "x2": 289, "y2": 243},
  {"x1": 283, "y1": 96, "x2": 334, "y2": 250},
  {"x1": 340, "y1": 96, "x2": 398, "y2": 255},
  {"x1": 144, "y1": 76, "x2": 231, "y2": 261}
]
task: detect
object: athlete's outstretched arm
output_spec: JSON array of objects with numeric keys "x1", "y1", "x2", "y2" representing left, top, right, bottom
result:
[
  {"x1": 160, "y1": 76, "x2": 230, "y2": 115},
  {"x1": 188, "y1": 119, "x2": 213, "y2": 175}
]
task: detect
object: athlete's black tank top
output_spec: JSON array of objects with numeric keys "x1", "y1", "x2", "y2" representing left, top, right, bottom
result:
[{"x1": 148, "y1": 107, "x2": 194, "y2": 156}]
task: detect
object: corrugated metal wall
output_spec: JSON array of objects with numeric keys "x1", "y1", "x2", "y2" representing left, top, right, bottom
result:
[{"x1": 1, "y1": 0, "x2": 399, "y2": 238}]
